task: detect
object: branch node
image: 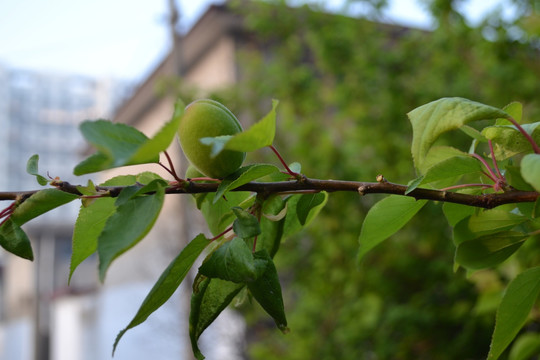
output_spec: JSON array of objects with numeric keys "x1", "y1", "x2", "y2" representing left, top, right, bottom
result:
[{"x1": 376, "y1": 174, "x2": 387, "y2": 183}]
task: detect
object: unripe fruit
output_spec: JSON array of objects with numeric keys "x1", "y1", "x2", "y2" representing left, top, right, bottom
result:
[
  {"x1": 178, "y1": 99, "x2": 245, "y2": 179},
  {"x1": 185, "y1": 164, "x2": 205, "y2": 180}
]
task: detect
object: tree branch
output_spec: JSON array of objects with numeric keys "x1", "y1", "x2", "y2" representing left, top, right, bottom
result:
[{"x1": 0, "y1": 177, "x2": 538, "y2": 209}]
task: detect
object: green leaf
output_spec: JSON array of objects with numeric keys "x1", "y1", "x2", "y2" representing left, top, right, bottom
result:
[
  {"x1": 129, "y1": 99, "x2": 184, "y2": 164},
  {"x1": 405, "y1": 176, "x2": 425, "y2": 194},
  {"x1": 443, "y1": 202, "x2": 476, "y2": 227},
  {"x1": 497, "y1": 102, "x2": 522, "y2": 125},
  {"x1": 521, "y1": 153, "x2": 540, "y2": 192},
  {"x1": 282, "y1": 195, "x2": 303, "y2": 238},
  {"x1": 482, "y1": 122, "x2": 540, "y2": 160},
  {"x1": 408, "y1": 97, "x2": 509, "y2": 172},
  {"x1": 135, "y1": 171, "x2": 165, "y2": 185},
  {"x1": 509, "y1": 333, "x2": 540, "y2": 360},
  {"x1": 488, "y1": 267, "x2": 540, "y2": 360},
  {"x1": 506, "y1": 165, "x2": 535, "y2": 192},
  {"x1": 225, "y1": 99, "x2": 278, "y2": 151},
  {"x1": 10, "y1": 189, "x2": 79, "y2": 225},
  {"x1": 79, "y1": 120, "x2": 149, "y2": 156},
  {"x1": 248, "y1": 250, "x2": 288, "y2": 332},
  {"x1": 113, "y1": 234, "x2": 210, "y2": 356},
  {"x1": 422, "y1": 146, "x2": 469, "y2": 171},
  {"x1": 455, "y1": 231, "x2": 528, "y2": 270},
  {"x1": 77, "y1": 120, "x2": 155, "y2": 173},
  {"x1": 199, "y1": 135, "x2": 233, "y2": 158},
  {"x1": 69, "y1": 198, "x2": 116, "y2": 283},
  {"x1": 357, "y1": 196, "x2": 427, "y2": 262},
  {"x1": 73, "y1": 152, "x2": 112, "y2": 175},
  {"x1": 232, "y1": 207, "x2": 261, "y2": 239},
  {"x1": 0, "y1": 218, "x2": 33, "y2": 260},
  {"x1": 453, "y1": 209, "x2": 528, "y2": 248},
  {"x1": 199, "y1": 237, "x2": 257, "y2": 283},
  {"x1": 289, "y1": 162, "x2": 301, "y2": 173},
  {"x1": 460, "y1": 125, "x2": 487, "y2": 142},
  {"x1": 76, "y1": 179, "x2": 98, "y2": 197},
  {"x1": 282, "y1": 192, "x2": 327, "y2": 239},
  {"x1": 296, "y1": 192, "x2": 328, "y2": 226},
  {"x1": 114, "y1": 185, "x2": 141, "y2": 207},
  {"x1": 200, "y1": 99, "x2": 278, "y2": 156},
  {"x1": 257, "y1": 196, "x2": 287, "y2": 257},
  {"x1": 466, "y1": 209, "x2": 527, "y2": 236},
  {"x1": 189, "y1": 277, "x2": 245, "y2": 359},
  {"x1": 26, "y1": 154, "x2": 48, "y2": 186},
  {"x1": 199, "y1": 191, "x2": 253, "y2": 236},
  {"x1": 423, "y1": 155, "x2": 482, "y2": 183},
  {"x1": 115, "y1": 179, "x2": 169, "y2": 206},
  {"x1": 74, "y1": 115, "x2": 178, "y2": 175},
  {"x1": 407, "y1": 155, "x2": 483, "y2": 193},
  {"x1": 98, "y1": 185, "x2": 165, "y2": 281},
  {"x1": 0, "y1": 189, "x2": 78, "y2": 260},
  {"x1": 0, "y1": 189, "x2": 76, "y2": 259},
  {"x1": 213, "y1": 164, "x2": 280, "y2": 203},
  {"x1": 100, "y1": 175, "x2": 138, "y2": 186}
]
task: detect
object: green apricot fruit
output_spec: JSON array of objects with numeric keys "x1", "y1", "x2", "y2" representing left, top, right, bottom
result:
[
  {"x1": 178, "y1": 99, "x2": 245, "y2": 179},
  {"x1": 185, "y1": 164, "x2": 205, "y2": 179}
]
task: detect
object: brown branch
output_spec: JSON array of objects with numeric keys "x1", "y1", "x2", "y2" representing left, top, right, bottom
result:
[{"x1": 0, "y1": 178, "x2": 538, "y2": 209}]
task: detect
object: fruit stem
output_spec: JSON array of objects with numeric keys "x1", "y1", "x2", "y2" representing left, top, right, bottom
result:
[
  {"x1": 269, "y1": 145, "x2": 299, "y2": 178},
  {"x1": 507, "y1": 116, "x2": 540, "y2": 154}
]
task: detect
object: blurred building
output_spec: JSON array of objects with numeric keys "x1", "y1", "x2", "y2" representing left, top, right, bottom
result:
[{"x1": 0, "y1": 65, "x2": 132, "y2": 360}]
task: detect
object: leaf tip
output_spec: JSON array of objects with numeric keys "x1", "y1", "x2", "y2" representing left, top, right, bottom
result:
[{"x1": 112, "y1": 327, "x2": 129, "y2": 357}]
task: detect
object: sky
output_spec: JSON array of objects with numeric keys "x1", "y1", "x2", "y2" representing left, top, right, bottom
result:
[{"x1": 0, "y1": 0, "x2": 509, "y2": 82}]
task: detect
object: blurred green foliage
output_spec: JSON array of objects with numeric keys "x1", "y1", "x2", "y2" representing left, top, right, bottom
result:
[{"x1": 204, "y1": 0, "x2": 540, "y2": 358}]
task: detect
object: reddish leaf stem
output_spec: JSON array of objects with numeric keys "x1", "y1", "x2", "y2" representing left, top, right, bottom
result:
[
  {"x1": 0, "y1": 202, "x2": 15, "y2": 227},
  {"x1": 488, "y1": 140, "x2": 504, "y2": 180},
  {"x1": 159, "y1": 162, "x2": 180, "y2": 181},
  {"x1": 161, "y1": 151, "x2": 183, "y2": 183},
  {"x1": 440, "y1": 183, "x2": 493, "y2": 191},
  {"x1": 210, "y1": 225, "x2": 234, "y2": 242},
  {"x1": 471, "y1": 153, "x2": 499, "y2": 183},
  {"x1": 481, "y1": 171, "x2": 497, "y2": 183},
  {"x1": 0, "y1": 204, "x2": 14, "y2": 218},
  {"x1": 269, "y1": 145, "x2": 298, "y2": 177}
]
